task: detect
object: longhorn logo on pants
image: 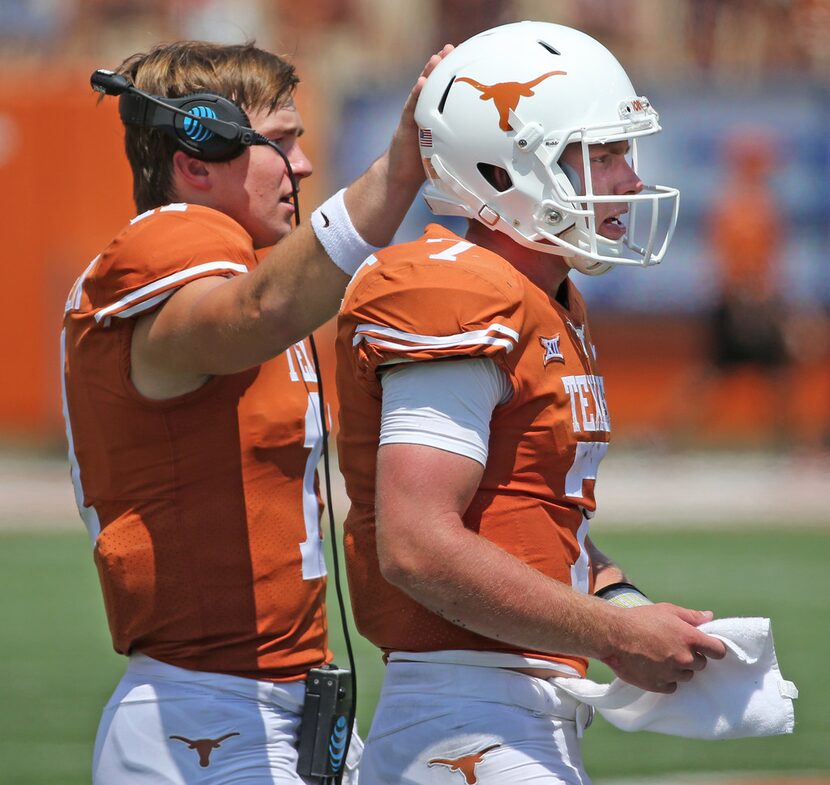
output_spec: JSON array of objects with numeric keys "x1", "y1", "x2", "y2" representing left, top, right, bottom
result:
[
  {"x1": 427, "y1": 743, "x2": 501, "y2": 784},
  {"x1": 169, "y1": 732, "x2": 240, "y2": 767}
]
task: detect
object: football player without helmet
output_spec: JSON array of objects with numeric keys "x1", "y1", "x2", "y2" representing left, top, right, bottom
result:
[{"x1": 415, "y1": 20, "x2": 680, "y2": 275}]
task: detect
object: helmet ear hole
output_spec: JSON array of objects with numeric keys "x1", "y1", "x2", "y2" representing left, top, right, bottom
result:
[{"x1": 477, "y1": 162, "x2": 512, "y2": 192}]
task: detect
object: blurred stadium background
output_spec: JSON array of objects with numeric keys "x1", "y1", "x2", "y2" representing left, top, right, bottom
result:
[{"x1": 0, "y1": 1, "x2": 828, "y2": 783}]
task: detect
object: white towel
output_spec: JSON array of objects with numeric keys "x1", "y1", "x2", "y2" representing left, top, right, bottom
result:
[{"x1": 554, "y1": 617, "x2": 797, "y2": 739}]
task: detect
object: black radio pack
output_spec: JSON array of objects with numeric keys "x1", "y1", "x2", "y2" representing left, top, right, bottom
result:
[{"x1": 297, "y1": 665, "x2": 354, "y2": 782}]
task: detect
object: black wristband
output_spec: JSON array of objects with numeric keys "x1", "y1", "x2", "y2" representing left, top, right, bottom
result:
[{"x1": 594, "y1": 582, "x2": 652, "y2": 608}]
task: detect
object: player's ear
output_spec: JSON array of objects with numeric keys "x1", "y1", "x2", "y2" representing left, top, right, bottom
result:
[{"x1": 172, "y1": 150, "x2": 211, "y2": 192}]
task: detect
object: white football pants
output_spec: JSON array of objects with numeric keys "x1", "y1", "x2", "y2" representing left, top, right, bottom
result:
[
  {"x1": 93, "y1": 654, "x2": 361, "y2": 784},
  {"x1": 359, "y1": 661, "x2": 592, "y2": 785}
]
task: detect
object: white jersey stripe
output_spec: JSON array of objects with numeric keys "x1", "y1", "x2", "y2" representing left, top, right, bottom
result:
[
  {"x1": 360, "y1": 334, "x2": 516, "y2": 353},
  {"x1": 111, "y1": 290, "x2": 176, "y2": 322},
  {"x1": 129, "y1": 202, "x2": 189, "y2": 224},
  {"x1": 65, "y1": 255, "x2": 101, "y2": 315},
  {"x1": 94, "y1": 261, "x2": 248, "y2": 323},
  {"x1": 60, "y1": 328, "x2": 101, "y2": 546},
  {"x1": 355, "y1": 321, "x2": 519, "y2": 345},
  {"x1": 353, "y1": 321, "x2": 519, "y2": 353},
  {"x1": 130, "y1": 208, "x2": 156, "y2": 225}
]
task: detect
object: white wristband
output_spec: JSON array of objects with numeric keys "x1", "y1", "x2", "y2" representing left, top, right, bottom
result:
[{"x1": 310, "y1": 188, "x2": 381, "y2": 276}]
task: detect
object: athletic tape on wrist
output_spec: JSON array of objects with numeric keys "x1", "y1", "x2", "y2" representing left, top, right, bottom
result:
[
  {"x1": 595, "y1": 581, "x2": 652, "y2": 609},
  {"x1": 310, "y1": 189, "x2": 381, "y2": 276}
]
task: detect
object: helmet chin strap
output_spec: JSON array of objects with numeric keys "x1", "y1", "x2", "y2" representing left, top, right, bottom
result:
[
  {"x1": 546, "y1": 149, "x2": 621, "y2": 274},
  {"x1": 539, "y1": 147, "x2": 628, "y2": 275},
  {"x1": 555, "y1": 225, "x2": 617, "y2": 276}
]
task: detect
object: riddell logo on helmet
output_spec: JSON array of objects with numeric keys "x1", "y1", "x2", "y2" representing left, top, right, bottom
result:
[{"x1": 455, "y1": 72, "x2": 567, "y2": 131}]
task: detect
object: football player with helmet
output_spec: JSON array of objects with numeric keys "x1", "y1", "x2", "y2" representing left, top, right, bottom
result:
[{"x1": 336, "y1": 22, "x2": 725, "y2": 783}]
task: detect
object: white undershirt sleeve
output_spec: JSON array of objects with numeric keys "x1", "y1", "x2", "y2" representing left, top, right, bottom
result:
[{"x1": 379, "y1": 358, "x2": 513, "y2": 466}]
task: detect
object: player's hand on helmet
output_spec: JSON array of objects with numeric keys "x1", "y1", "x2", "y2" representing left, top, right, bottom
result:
[
  {"x1": 601, "y1": 603, "x2": 727, "y2": 694},
  {"x1": 387, "y1": 44, "x2": 453, "y2": 188}
]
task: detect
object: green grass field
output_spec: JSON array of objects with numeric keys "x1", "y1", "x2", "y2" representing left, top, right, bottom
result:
[{"x1": 1, "y1": 527, "x2": 827, "y2": 784}]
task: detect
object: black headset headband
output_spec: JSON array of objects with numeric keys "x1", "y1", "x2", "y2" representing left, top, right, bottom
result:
[{"x1": 91, "y1": 68, "x2": 266, "y2": 161}]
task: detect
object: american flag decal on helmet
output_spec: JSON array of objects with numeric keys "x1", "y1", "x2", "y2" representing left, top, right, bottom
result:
[{"x1": 418, "y1": 128, "x2": 433, "y2": 147}]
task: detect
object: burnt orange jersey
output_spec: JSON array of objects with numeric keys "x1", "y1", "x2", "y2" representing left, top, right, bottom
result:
[
  {"x1": 62, "y1": 203, "x2": 331, "y2": 681},
  {"x1": 336, "y1": 224, "x2": 612, "y2": 677}
]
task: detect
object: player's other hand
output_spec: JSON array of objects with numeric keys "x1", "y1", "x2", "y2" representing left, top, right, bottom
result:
[
  {"x1": 388, "y1": 44, "x2": 454, "y2": 188},
  {"x1": 601, "y1": 603, "x2": 727, "y2": 694}
]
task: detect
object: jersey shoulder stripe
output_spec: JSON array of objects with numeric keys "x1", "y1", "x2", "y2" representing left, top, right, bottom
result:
[
  {"x1": 94, "y1": 260, "x2": 248, "y2": 323},
  {"x1": 341, "y1": 224, "x2": 526, "y2": 371},
  {"x1": 69, "y1": 204, "x2": 254, "y2": 323},
  {"x1": 354, "y1": 321, "x2": 519, "y2": 354}
]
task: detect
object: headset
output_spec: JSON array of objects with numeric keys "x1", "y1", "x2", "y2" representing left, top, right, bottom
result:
[
  {"x1": 91, "y1": 68, "x2": 354, "y2": 783},
  {"x1": 90, "y1": 68, "x2": 300, "y2": 218}
]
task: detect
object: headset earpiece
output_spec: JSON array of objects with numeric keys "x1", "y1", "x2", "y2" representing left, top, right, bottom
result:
[
  {"x1": 172, "y1": 94, "x2": 254, "y2": 161},
  {"x1": 118, "y1": 88, "x2": 259, "y2": 162}
]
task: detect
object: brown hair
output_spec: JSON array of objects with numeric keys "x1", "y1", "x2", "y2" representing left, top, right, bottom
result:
[{"x1": 115, "y1": 41, "x2": 299, "y2": 213}]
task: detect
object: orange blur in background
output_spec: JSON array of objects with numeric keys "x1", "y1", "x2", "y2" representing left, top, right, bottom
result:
[
  {"x1": 0, "y1": 70, "x2": 133, "y2": 440},
  {"x1": 0, "y1": 68, "x2": 827, "y2": 450},
  {"x1": 0, "y1": 66, "x2": 326, "y2": 444}
]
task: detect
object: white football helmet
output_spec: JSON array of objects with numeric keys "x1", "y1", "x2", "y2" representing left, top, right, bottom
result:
[{"x1": 415, "y1": 21, "x2": 680, "y2": 275}]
